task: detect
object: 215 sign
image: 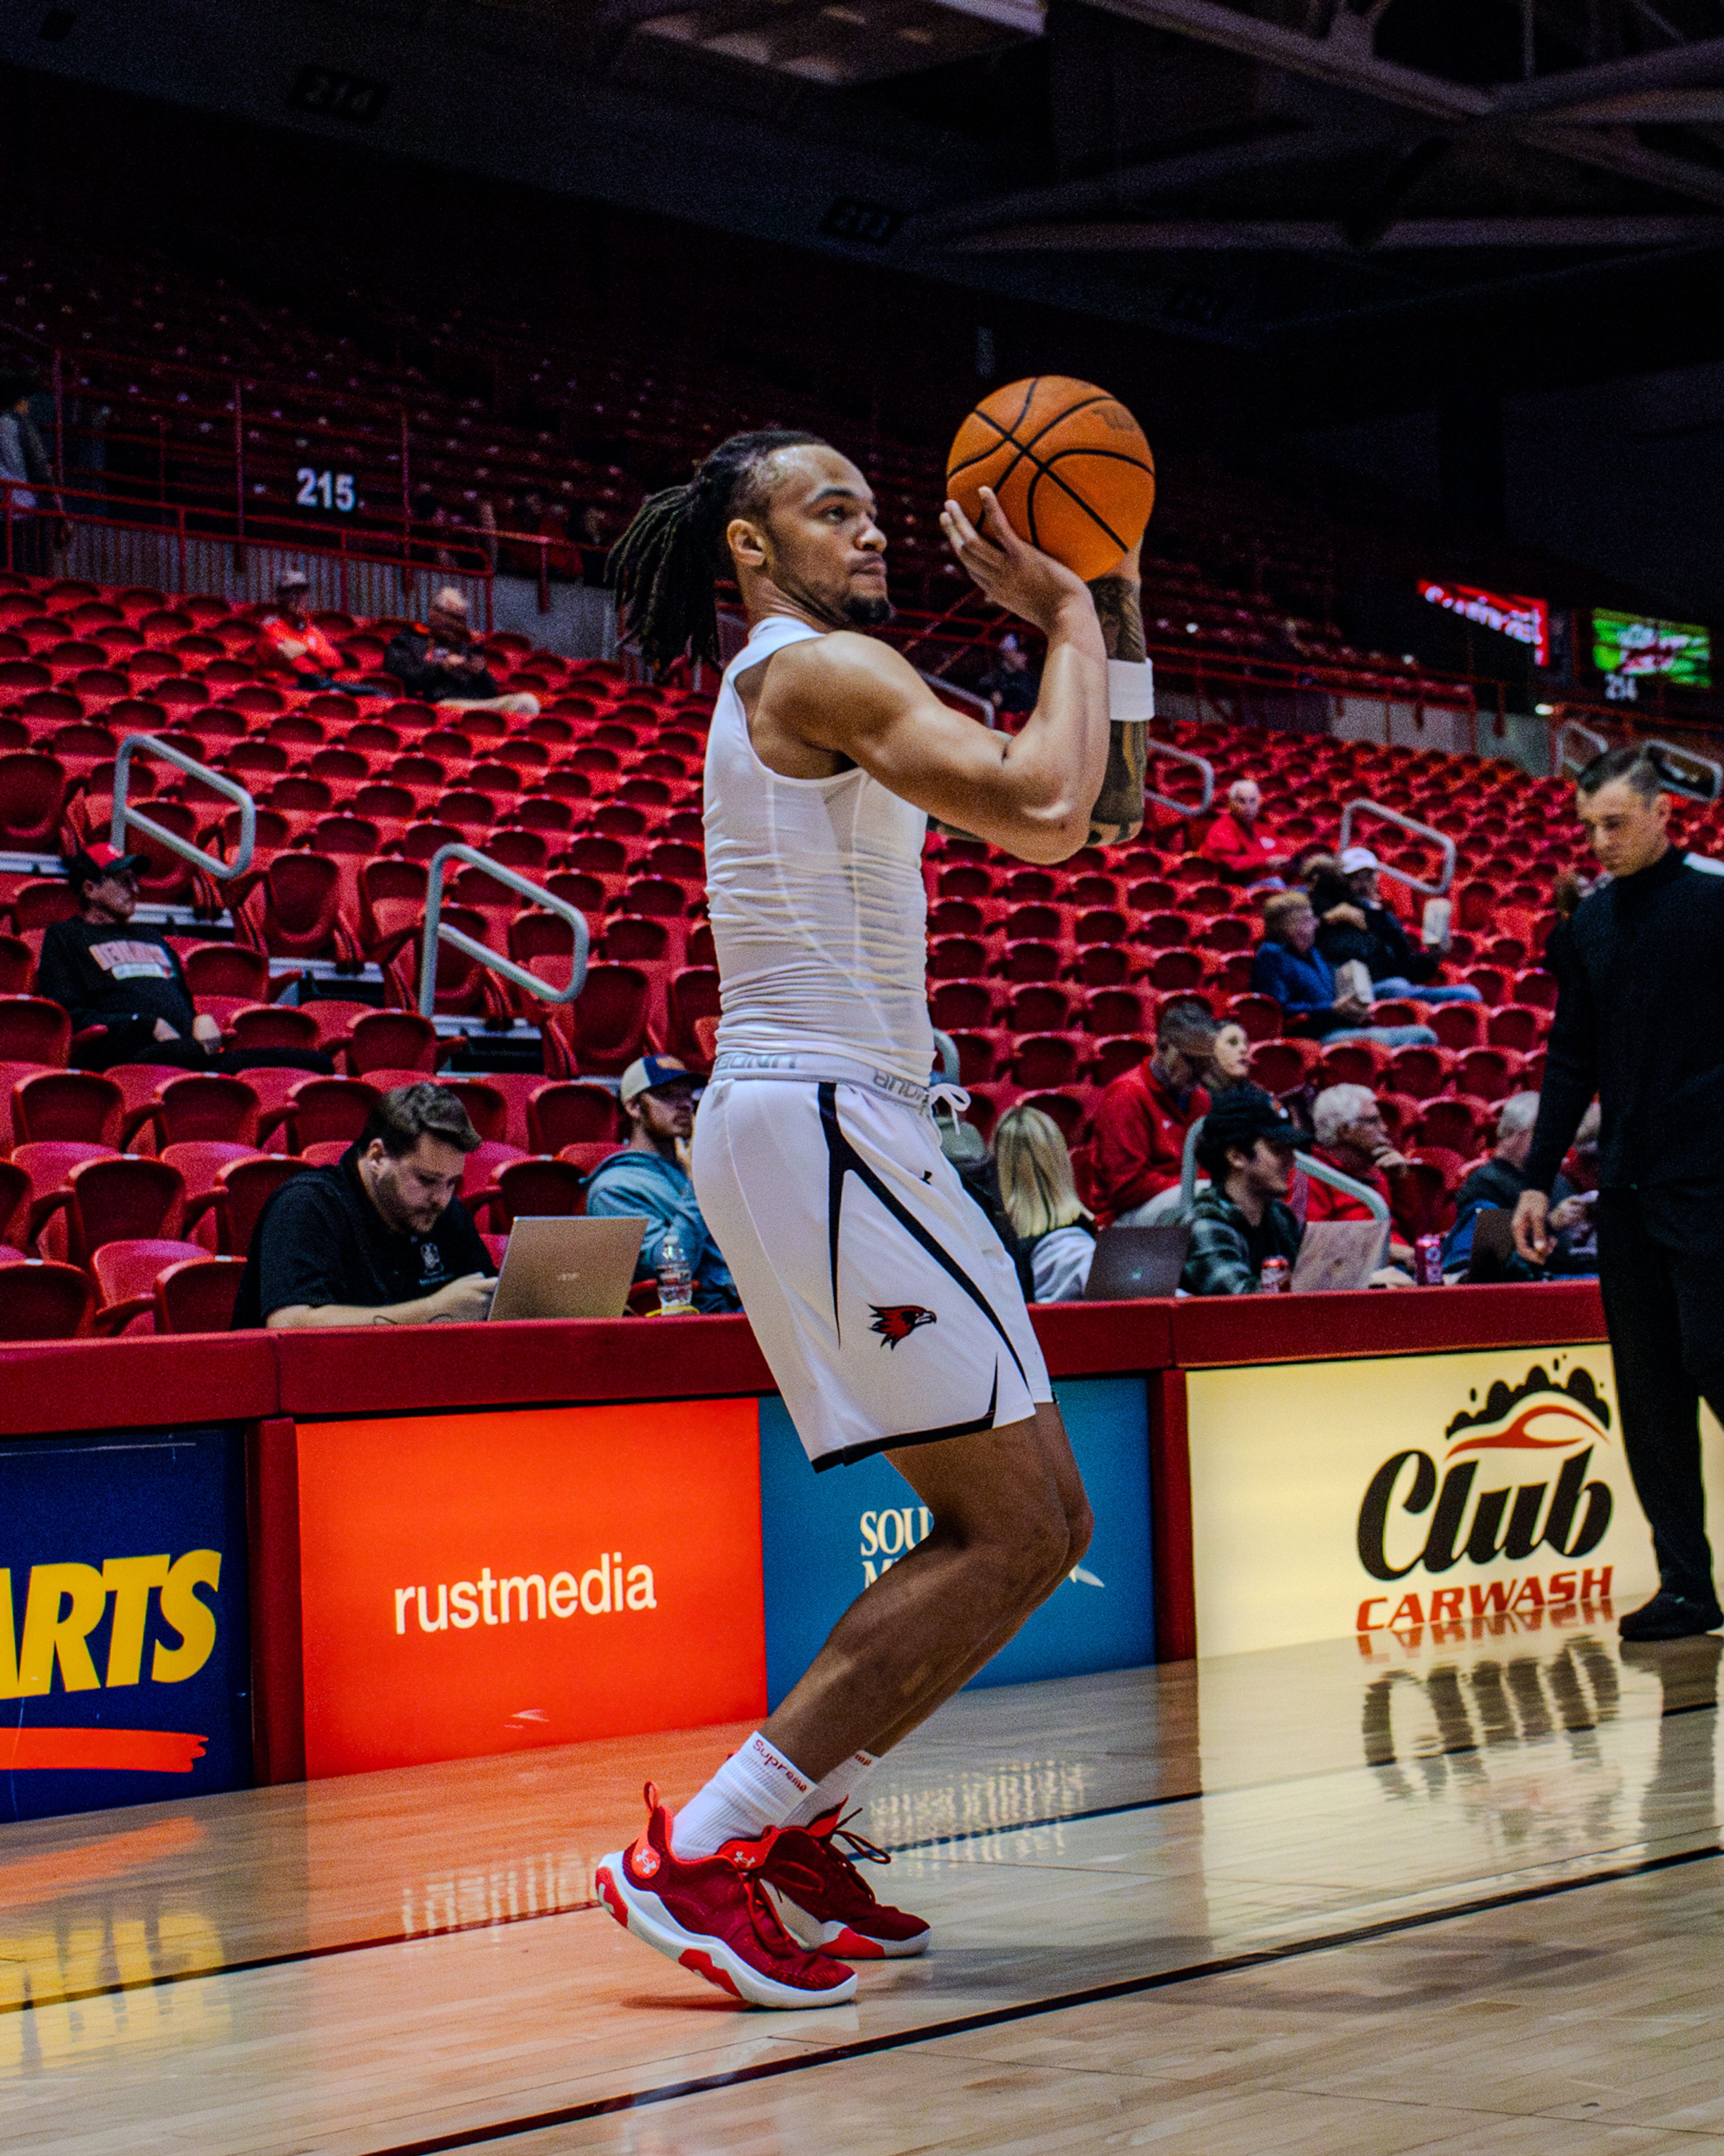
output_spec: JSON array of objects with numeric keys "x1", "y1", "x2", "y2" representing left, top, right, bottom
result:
[
  {"x1": 297, "y1": 469, "x2": 358, "y2": 514},
  {"x1": 290, "y1": 66, "x2": 390, "y2": 125}
]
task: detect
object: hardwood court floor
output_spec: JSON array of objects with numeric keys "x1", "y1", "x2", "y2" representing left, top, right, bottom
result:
[{"x1": 4, "y1": 1612, "x2": 1724, "y2": 2152}]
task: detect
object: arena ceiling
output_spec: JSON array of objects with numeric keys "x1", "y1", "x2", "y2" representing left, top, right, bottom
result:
[{"x1": 9, "y1": 0, "x2": 1724, "y2": 395}]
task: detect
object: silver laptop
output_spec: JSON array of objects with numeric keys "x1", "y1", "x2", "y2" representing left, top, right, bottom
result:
[
  {"x1": 1290, "y1": 1218, "x2": 1387, "y2": 1293},
  {"x1": 487, "y1": 1216, "x2": 646, "y2": 1321},
  {"x1": 1083, "y1": 1224, "x2": 1192, "y2": 1301}
]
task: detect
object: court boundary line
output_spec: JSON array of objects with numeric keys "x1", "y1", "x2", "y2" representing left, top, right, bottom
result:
[
  {"x1": 355, "y1": 1838, "x2": 1724, "y2": 2156},
  {"x1": 4, "y1": 1691, "x2": 1711, "y2": 2018}
]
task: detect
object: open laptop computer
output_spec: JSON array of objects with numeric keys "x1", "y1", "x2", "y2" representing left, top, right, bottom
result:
[
  {"x1": 1083, "y1": 1223, "x2": 1192, "y2": 1301},
  {"x1": 487, "y1": 1216, "x2": 646, "y2": 1321},
  {"x1": 1290, "y1": 1217, "x2": 1387, "y2": 1293}
]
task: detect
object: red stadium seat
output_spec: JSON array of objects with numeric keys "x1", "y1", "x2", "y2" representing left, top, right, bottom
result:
[
  {"x1": 1431, "y1": 1002, "x2": 1485, "y2": 1050},
  {"x1": 346, "y1": 1009, "x2": 441, "y2": 1075},
  {"x1": 129, "y1": 1073, "x2": 261, "y2": 1150},
  {"x1": 1487, "y1": 1005, "x2": 1541, "y2": 1053},
  {"x1": 563, "y1": 965, "x2": 652, "y2": 1075},
  {"x1": 261, "y1": 1076, "x2": 379, "y2": 1152},
  {"x1": 929, "y1": 981, "x2": 994, "y2": 1031},
  {"x1": 528, "y1": 1082, "x2": 619, "y2": 1152},
  {"x1": 0, "y1": 1155, "x2": 28, "y2": 1246},
  {"x1": 1249, "y1": 1041, "x2": 1312, "y2": 1095},
  {"x1": 668, "y1": 968, "x2": 721, "y2": 1065},
  {"x1": 13, "y1": 1067, "x2": 125, "y2": 1147},
  {"x1": 211, "y1": 1154, "x2": 309, "y2": 1255},
  {"x1": 0, "y1": 754, "x2": 67, "y2": 848},
  {"x1": 230, "y1": 1004, "x2": 321, "y2": 1054},
  {"x1": 183, "y1": 942, "x2": 272, "y2": 1003},
  {"x1": 0, "y1": 997, "x2": 70, "y2": 1066},
  {"x1": 41, "y1": 1155, "x2": 185, "y2": 1264},
  {"x1": 1456, "y1": 1047, "x2": 1519, "y2": 1103},
  {"x1": 156, "y1": 1255, "x2": 248, "y2": 1333},
  {"x1": 0, "y1": 1259, "x2": 92, "y2": 1339},
  {"x1": 1223, "y1": 993, "x2": 1282, "y2": 1043},
  {"x1": 494, "y1": 1156, "x2": 589, "y2": 1225},
  {"x1": 92, "y1": 1237, "x2": 211, "y2": 1336}
]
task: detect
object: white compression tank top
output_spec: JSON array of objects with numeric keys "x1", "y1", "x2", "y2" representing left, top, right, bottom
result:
[{"x1": 704, "y1": 614, "x2": 935, "y2": 1087}]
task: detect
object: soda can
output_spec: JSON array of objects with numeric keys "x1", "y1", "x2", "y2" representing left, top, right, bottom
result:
[
  {"x1": 1414, "y1": 1233, "x2": 1444, "y2": 1286},
  {"x1": 1258, "y1": 1257, "x2": 1291, "y2": 1294}
]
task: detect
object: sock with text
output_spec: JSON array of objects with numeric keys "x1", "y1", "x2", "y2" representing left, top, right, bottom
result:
[
  {"x1": 787, "y1": 1749, "x2": 878, "y2": 1831},
  {"x1": 671, "y1": 1733, "x2": 813, "y2": 1859}
]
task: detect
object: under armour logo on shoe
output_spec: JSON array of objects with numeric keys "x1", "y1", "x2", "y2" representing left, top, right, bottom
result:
[{"x1": 870, "y1": 1305, "x2": 937, "y2": 1348}]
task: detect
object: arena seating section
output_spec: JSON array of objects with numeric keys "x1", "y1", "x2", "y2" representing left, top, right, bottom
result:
[
  {"x1": 0, "y1": 558, "x2": 1697, "y2": 1338},
  {"x1": 1, "y1": 236, "x2": 1448, "y2": 686}
]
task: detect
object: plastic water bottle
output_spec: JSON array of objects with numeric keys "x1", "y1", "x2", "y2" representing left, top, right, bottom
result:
[{"x1": 656, "y1": 1230, "x2": 695, "y2": 1315}]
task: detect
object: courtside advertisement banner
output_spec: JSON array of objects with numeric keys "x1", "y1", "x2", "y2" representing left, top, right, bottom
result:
[
  {"x1": 1183, "y1": 1349, "x2": 1724, "y2": 1657},
  {"x1": 758, "y1": 1376, "x2": 1152, "y2": 1711},
  {"x1": 296, "y1": 1401, "x2": 766, "y2": 1776},
  {"x1": 0, "y1": 1426, "x2": 251, "y2": 1823}
]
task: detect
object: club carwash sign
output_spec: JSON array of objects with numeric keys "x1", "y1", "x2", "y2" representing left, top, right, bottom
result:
[{"x1": 1185, "y1": 1349, "x2": 1662, "y2": 1656}]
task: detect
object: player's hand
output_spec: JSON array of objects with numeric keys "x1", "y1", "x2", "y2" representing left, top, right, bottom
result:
[
  {"x1": 427, "y1": 1273, "x2": 495, "y2": 1323},
  {"x1": 1512, "y1": 1188, "x2": 1553, "y2": 1265},
  {"x1": 940, "y1": 486, "x2": 1092, "y2": 635}
]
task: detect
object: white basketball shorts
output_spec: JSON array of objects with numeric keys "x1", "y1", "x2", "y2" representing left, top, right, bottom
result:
[{"x1": 692, "y1": 1066, "x2": 1051, "y2": 1470}]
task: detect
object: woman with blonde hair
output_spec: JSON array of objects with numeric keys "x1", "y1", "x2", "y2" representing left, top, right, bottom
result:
[{"x1": 993, "y1": 1104, "x2": 1096, "y2": 1303}]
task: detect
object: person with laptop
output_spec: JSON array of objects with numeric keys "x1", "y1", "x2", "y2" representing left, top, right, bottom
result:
[
  {"x1": 232, "y1": 1083, "x2": 495, "y2": 1328},
  {"x1": 1303, "y1": 1083, "x2": 1416, "y2": 1272},
  {"x1": 583, "y1": 1055, "x2": 742, "y2": 1313},
  {"x1": 992, "y1": 1104, "x2": 1095, "y2": 1302},
  {"x1": 1179, "y1": 1089, "x2": 1308, "y2": 1295}
]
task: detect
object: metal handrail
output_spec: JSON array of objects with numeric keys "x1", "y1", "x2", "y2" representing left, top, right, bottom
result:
[
  {"x1": 931, "y1": 1028, "x2": 961, "y2": 1084},
  {"x1": 1337, "y1": 799, "x2": 1456, "y2": 897},
  {"x1": 419, "y1": 843, "x2": 590, "y2": 1019},
  {"x1": 111, "y1": 733, "x2": 256, "y2": 879},
  {"x1": 1556, "y1": 719, "x2": 1611, "y2": 780},
  {"x1": 1178, "y1": 1115, "x2": 1392, "y2": 1252},
  {"x1": 1146, "y1": 740, "x2": 1215, "y2": 819}
]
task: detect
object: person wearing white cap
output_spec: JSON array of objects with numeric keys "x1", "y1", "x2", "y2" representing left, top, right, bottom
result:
[
  {"x1": 1320, "y1": 845, "x2": 1483, "y2": 1006},
  {"x1": 581, "y1": 1055, "x2": 740, "y2": 1312}
]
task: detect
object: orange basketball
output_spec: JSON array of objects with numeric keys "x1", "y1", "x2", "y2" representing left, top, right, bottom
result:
[{"x1": 945, "y1": 376, "x2": 1155, "y2": 583}]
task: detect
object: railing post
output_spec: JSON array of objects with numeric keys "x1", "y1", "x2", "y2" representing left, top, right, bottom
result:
[
  {"x1": 112, "y1": 734, "x2": 257, "y2": 877},
  {"x1": 419, "y1": 843, "x2": 589, "y2": 1018}
]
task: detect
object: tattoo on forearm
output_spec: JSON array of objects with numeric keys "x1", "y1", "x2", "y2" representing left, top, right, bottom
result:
[
  {"x1": 1086, "y1": 572, "x2": 1147, "y2": 843},
  {"x1": 1087, "y1": 574, "x2": 1146, "y2": 664}
]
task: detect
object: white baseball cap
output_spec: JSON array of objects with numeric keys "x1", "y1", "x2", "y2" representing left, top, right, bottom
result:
[{"x1": 1339, "y1": 846, "x2": 1381, "y2": 874}]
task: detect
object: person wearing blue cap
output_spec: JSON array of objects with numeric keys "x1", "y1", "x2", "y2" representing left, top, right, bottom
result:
[{"x1": 582, "y1": 1055, "x2": 741, "y2": 1313}]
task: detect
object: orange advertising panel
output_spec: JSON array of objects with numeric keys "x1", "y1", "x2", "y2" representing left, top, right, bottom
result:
[{"x1": 297, "y1": 1400, "x2": 766, "y2": 1777}]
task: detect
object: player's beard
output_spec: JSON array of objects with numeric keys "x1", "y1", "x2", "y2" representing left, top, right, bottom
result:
[{"x1": 842, "y1": 592, "x2": 893, "y2": 627}]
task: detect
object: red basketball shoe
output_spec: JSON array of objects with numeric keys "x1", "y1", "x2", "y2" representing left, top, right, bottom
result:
[
  {"x1": 763, "y1": 1806, "x2": 931, "y2": 1960},
  {"x1": 595, "y1": 1786, "x2": 858, "y2": 2010}
]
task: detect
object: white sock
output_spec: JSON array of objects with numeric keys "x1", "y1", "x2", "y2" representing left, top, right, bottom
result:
[
  {"x1": 671, "y1": 1733, "x2": 813, "y2": 1860},
  {"x1": 787, "y1": 1750, "x2": 878, "y2": 1831}
]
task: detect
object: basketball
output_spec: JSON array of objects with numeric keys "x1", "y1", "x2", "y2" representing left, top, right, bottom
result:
[{"x1": 945, "y1": 375, "x2": 1156, "y2": 583}]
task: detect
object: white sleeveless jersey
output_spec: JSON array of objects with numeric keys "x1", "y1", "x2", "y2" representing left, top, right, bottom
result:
[{"x1": 703, "y1": 614, "x2": 934, "y2": 1086}]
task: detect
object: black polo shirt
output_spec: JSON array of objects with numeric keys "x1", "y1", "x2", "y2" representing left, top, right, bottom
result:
[{"x1": 232, "y1": 1143, "x2": 492, "y2": 1327}]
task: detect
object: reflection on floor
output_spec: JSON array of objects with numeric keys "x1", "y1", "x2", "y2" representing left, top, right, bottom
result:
[{"x1": 4, "y1": 1603, "x2": 1724, "y2": 2153}]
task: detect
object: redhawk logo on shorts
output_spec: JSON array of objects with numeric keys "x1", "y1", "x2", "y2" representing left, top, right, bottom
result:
[{"x1": 870, "y1": 1305, "x2": 937, "y2": 1348}]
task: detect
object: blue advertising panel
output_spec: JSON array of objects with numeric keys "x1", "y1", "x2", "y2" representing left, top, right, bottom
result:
[
  {"x1": 0, "y1": 1426, "x2": 251, "y2": 1823},
  {"x1": 759, "y1": 1376, "x2": 1152, "y2": 1711}
]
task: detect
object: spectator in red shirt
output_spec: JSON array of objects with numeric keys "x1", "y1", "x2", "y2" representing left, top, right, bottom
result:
[
  {"x1": 1202, "y1": 779, "x2": 1287, "y2": 886},
  {"x1": 255, "y1": 572, "x2": 391, "y2": 696},
  {"x1": 1302, "y1": 1082, "x2": 1415, "y2": 1267},
  {"x1": 1090, "y1": 996, "x2": 1216, "y2": 1225}
]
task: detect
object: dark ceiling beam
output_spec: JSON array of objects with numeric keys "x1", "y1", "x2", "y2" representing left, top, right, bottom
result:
[
  {"x1": 1081, "y1": 2, "x2": 1724, "y2": 210},
  {"x1": 903, "y1": 125, "x2": 1378, "y2": 241},
  {"x1": 954, "y1": 213, "x2": 1724, "y2": 247},
  {"x1": 1538, "y1": 88, "x2": 1724, "y2": 121}
]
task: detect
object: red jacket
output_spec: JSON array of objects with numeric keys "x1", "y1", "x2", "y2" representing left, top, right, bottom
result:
[
  {"x1": 1202, "y1": 811, "x2": 1282, "y2": 878},
  {"x1": 1300, "y1": 1146, "x2": 1389, "y2": 1225},
  {"x1": 1091, "y1": 1062, "x2": 1210, "y2": 1223},
  {"x1": 258, "y1": 612, "x2": 344, "y2": 678}
]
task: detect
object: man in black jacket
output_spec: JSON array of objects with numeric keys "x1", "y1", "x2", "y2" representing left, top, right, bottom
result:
[
  {"x1": 1514, "y1": 746, "x2": 1724, "y2": 1640},
  {"x1": 383, "y1": 588, "x2": 539, "y2": 717},
  {"x1": 1313, "y1": 848, "x2": 1482, "y2": 1006}
]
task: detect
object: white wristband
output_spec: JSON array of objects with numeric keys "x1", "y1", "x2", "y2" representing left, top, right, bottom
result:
[{"x1": 1107, "y1": 657, "x2": 1154, "y2": 724}]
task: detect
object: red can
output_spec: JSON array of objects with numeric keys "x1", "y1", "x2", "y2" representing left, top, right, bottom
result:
[
  {"x1": 1258, "y1": 1257, "x2": 1292, "y2": 1293},
  {"x1": 1414, "y1": 1233, "x2": 1444, "y2": 1286}
]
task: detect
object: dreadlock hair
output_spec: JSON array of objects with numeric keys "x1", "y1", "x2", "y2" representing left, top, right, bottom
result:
[{"x1": 607, "y1": 429, "x2": 830, "y2": 675}]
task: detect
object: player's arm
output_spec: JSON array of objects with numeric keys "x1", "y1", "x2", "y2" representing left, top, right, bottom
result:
[
  {"x1": 770, "y1": 492, "x2": 1110, "y2": 864},
  {"x1": 1086, "y1": 541, "x2": 1148, "y2": 846}
]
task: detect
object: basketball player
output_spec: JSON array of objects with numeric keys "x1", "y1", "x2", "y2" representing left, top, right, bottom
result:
[{"x1": 595, "y1": 430, "x2": 1150, "y2": 2008}]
